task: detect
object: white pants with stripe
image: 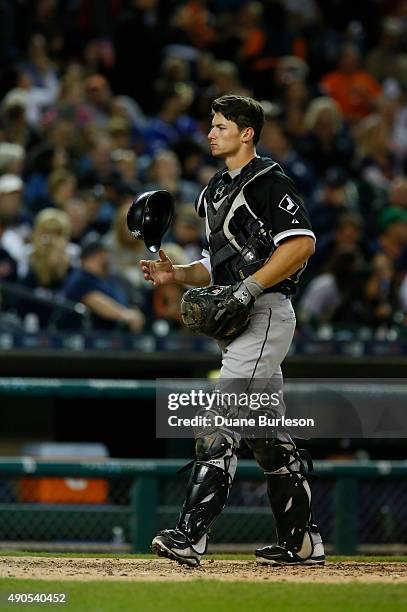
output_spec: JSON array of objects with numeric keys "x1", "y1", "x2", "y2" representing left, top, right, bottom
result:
[{"x1": 219, "y1": 292, "x2": 296, "y2": 443}]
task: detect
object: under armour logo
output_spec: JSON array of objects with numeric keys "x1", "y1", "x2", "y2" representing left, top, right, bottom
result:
[
  {"x1": 238, "y1": 290, "x2": 248, "y2": 303},
  {"x1": 247, "y1": 252, "x2": 255, "y2": 260}
]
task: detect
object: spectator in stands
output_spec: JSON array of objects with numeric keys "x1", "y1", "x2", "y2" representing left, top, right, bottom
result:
[
  {"x1": 0, "y1": 88, "x2": 39, "y2": 151},
  {"x1": 371, "y1": 84, "x2": 406, "y2": 172},
  {"x1": 143, "y1": 84, "x2": 202, "y2": 156},
  {"x1": 43, "y1": 117, "x2": 78, "y2": 161},
  {"x1": 201, "y1": 60, "x2": 245, "y2": 111},
  {"x1": 372, "y1": 207, "x2": 407, "y2": 272},
  {"x1": 388, "y1": 177, "x2": 407, "y2": 211},
  {"x1": 144, "y1": 150, "x2": 200, "y2": 205},
  {"x1": 367, "y1": 18, "x2": 407, "y2": 89},
  {"x1": 80, "y1": 186, "x2": 114, "y2": 237},
  {"x1": 77, "y1": 134, "x2": 114, "y2": 186},
  {"x1": 320, "y1": 44, "x2": 381, "y2": 123},
  {"x1": 43, "y1": 68, "x2": 92, "y2": 129},
  {"x1": 0, "y1": 216, "x2": 17, "y2": 283},
  {"x1": 16, "y1": 208, "x2": 77, "y2": 328},
  {"x1": 298, "y1": 249, "x2": 362, "y2": 324},
  {"x1": 83, "y1": 74, "x2": 113, "y2": 127},
  {"x1": 29, "y1": 233, "x2": 70, "y2": 288},
  {"x1": 273, "y1": 56, "x2": 310, "y2": 138},
  {"x1": 195, "y1": 51, "x2": 216, "y2": 91},
  {"x1": 102, "y1": 171, "x2": 138, "y2": 214},
  {"x1": 258, "y1": 119, "x2": 314, "y2": 197},
  {"x1": 361, "y1": 253, "x2": 400, "y2": 328},
  {"x1": 108, "y1": 118, "x2": 133, "y2": 151},
  {"x1": 308, "y1": 212, "x2": 366, "y2": 276},
  {"x1": 108, "y1": 95, "x2": 146, "y2": 154},
  {"x1": 15, "y1": 66, "x2": 59, "y2": 130},
  {"x1": 171, "y1": 205, "x2": 205, "y2": 263},
  {"x1": 0, "y1": 143, "x2": 25, "y2": 176},
  {"x1": 62, "y1": 240, "x2": 145, "y2": 332},
  {"x1": 154, "y1": 56, "x2": 192, "y2": 100},
  {"x1": 110, "y1": 149, "x2": 139, "y2": 187},
  {"x1": 0, "y1": 174, "x2": 30, "y2": 266},
  {"x1": 82, "y1": 38, "x2": 115, "y2": 81},
  {"x1": 19, "y1": 33, "x2": 58, "y2": 95},
  {"x1": 297, "y1": 97, "x2": 354, "y2": 176},
  {"x1": 192, "y1": 51, "x2": 218, "y2": 120},
  {"x1": 47, "y1": 169, "x2": 77, "y2": 210},
  {"x1": 20, "y1": 235, "x2": 71, "y2": 328},
  {"x1": 23, "y1": 208, "x2": 80, "y2": 277},
  {"x1": 0, "y1": 215, "x2": 19, "y2": 318},
  {"x1": 208, "y1": 61, "x2": 251, "y2": 100},
  {"x1": 173, "y1": 139, "x2": 207, "y2": 185},
  {"x1": 64, "y1": 198, "x2": 93, "y2": 246},
  {"x1": 24, "y1": 144, "x2": 71, "y2": 213},
  {"x1": 354, "y1": 115, "x2": 395, "y2": 190},
  {"x1": 309, "y1": 167, "x2": 358, "y2": 237}
]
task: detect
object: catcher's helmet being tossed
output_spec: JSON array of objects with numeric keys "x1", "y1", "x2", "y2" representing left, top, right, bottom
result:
[{"x1": 127, "y1": 190, "x2": 174, "y2": 253}]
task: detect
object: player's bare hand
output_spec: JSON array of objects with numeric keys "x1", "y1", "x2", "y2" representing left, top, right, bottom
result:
[{"x1": 140, "y1": 249, "x2": 175, "y2": 286}]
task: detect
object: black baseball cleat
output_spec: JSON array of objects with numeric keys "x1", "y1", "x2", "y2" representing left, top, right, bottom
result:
[
  {"x1": 255, "y1": 544, "x2": 325, "y2": 566},
  {"x1": 255, "y1": 529, "x2": 325, "y2": 566},
  {"x1": 151, "y1": 529, "x2": 207, "y2": 568}
]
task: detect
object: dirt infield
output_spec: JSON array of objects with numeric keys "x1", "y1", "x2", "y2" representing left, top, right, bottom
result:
[{"x1": 1, "y1": 557, "x2": 406, "y2": 583}]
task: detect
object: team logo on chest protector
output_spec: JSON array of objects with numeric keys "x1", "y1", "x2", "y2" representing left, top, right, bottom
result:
[{"x1": 213, "y1": 184, "x2": 227, "y2": 203}]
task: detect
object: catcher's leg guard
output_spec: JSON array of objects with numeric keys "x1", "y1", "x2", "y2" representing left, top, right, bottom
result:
[
  {"x1": 247, "y1": 438, "x2": 325, "y2": 565},
  {"x1": 152, "y1": 431, "x2": 237, "y2": 567}
]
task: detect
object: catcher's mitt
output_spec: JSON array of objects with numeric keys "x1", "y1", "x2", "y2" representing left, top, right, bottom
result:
[{"x1": 181, "y1": 285, "x2": 251, "y2": 341}]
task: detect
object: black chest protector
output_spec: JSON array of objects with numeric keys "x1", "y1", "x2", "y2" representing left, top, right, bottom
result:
[{"x1": 201, "y1": 157, "x2": 282, "y2": 287}]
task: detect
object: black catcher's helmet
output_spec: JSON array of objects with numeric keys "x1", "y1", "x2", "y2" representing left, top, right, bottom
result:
[{"x1": 126, "y1": 190, "x2": 174, "y2": 253}]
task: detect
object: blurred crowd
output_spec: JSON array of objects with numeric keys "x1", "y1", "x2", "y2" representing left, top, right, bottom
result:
[{"x1": 0, "y1": 0, "x2": 406, "y2": 336}]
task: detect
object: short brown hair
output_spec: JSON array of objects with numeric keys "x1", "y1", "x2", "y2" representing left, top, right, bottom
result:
[{"x1": 211, "y1": 95, "x2": 265, "y2": 144}]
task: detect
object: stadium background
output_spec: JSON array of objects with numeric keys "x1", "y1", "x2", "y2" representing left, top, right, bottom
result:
[{"x1": 0, "y1": 0, "x2": 406, "y2": 556}]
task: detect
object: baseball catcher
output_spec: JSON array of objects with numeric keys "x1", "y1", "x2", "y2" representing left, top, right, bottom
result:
[{"x1": 139, "y1": 95, "x2": 325, "y2": 568}]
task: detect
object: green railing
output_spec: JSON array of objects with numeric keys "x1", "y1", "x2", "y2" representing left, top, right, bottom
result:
[
  {"x1": 1, "y1": 459, "x2": 406, "y2": 554},
  {"x1": 0, "y1": 378, "x2": 158, "y2": 398}
]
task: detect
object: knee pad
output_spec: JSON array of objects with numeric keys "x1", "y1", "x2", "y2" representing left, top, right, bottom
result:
[
  {"x1": 196, "y1": 431, "x2": 238, "y2": 478},
  {"x1": 245, "y1": 438, "x2": 302, "y2": 474}
]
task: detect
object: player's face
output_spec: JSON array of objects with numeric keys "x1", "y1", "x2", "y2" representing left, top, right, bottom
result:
[{"x1": 208, "y1": 112, "x2": 244, "y2": 158}]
